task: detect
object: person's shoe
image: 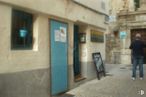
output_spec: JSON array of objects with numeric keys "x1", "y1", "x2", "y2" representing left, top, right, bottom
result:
[
  {"x1": 140, "y1": 77, "x2": 143, "y2": 80},
  {"x1": 132, "y1": 77, "x2": 135, "y2": 80}
]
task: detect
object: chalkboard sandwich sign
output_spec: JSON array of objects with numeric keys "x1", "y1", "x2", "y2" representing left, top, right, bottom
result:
[{"x1": 92, "y1": 52, "x2": 106, "y2": 80}]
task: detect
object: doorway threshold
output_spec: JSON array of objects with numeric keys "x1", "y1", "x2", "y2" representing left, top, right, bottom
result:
[{"x1": 74, "y1": 75, "x2": 86, "y2": 82}]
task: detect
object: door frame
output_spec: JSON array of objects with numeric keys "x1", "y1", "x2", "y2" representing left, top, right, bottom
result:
[{"x1": 73, "y1": 24, "x2": 82, "y2": 80}]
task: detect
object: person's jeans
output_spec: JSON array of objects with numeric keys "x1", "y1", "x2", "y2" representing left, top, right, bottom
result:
[{"x1": 132, "y1": 56, "x2": 144, "y2": 78}]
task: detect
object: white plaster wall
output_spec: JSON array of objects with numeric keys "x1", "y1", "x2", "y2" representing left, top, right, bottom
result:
[
  {"x1": 0, "y1": 0, "x2": 108, "y2": 73},
  {"x1": 0, "y1": 0, "x2": 107, "y2": 29},
  {"x1": 80, "y1": 26, "x2": 105, "y2": 62},
  {"x1": 87, "y1": 28, "x2": 105, "y2": 62},
  {"x1": 0, "y1": 4, "x2": 11, "y2": 73},
  {"x1": 79, "y1": 26, "x2": 105, "y2": 78},
  {"x1": 0, "y1": 4, "x2": 50, "y2": 73},
  {"x1": 73, "y1": 0, "x2": 109, "y2": 14},
  {"x1": 68, "y1": 22, "x2": 74, "y2": 66}
]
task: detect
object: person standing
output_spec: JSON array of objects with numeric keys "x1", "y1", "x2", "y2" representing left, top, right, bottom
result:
[{"x1": 129, "y1": 33, "x2": 145, "y2": 80}]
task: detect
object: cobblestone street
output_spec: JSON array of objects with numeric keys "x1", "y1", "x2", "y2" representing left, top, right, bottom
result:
[{"x1": 64, "y1": 64, "x2": 146, "y2": 97}]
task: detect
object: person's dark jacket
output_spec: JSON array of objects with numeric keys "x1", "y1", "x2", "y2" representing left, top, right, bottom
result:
[{"x1": 129, "y1": 38, "x2": 145, "y2": 56}]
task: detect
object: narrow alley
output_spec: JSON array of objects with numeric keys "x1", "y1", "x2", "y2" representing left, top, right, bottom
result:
[
  {"x1": 1, "y1": 0, "x2": 146, "y2": 97},
  {"x1": 56, "y1": 64, "x2": 146, "y2": 97}
]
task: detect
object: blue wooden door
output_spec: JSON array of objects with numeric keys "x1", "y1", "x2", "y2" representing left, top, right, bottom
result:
[{"x1": 50, "y1": 20, "x2": 68, "y2": 95}]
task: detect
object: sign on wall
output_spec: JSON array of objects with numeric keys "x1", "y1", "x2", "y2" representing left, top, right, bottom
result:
[
  {"x1": 120, "y1": 31, "x2": 127, "y2": 39},
  {"x1": 91, "y1": 30, "x2": 104, "y2": 42}
]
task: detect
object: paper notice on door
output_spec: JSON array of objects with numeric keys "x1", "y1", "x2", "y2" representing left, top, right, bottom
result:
[
  {"x1": 54, "y1": 27, "x2": 67, "y2": 43},
  {"x1": 55, "y1": 30, "x2": 60, "y2": 42},
  {"x1": 60, "y1": 27, "x2": 67, "y2": 43}
]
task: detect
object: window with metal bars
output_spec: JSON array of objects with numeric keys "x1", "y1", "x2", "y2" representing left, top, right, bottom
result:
[{"x1": 11, "y1": 9, "x2": 33, "y2": 50}]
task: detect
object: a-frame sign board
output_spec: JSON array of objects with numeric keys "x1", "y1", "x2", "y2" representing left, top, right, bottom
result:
[{"x1": 92, "y1": 52, "x2": 106, "y2": 80}]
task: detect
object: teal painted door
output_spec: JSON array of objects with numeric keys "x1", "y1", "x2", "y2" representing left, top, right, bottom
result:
[
  {"x1": 73, "y1": 25, "x2": 81, "y2": 76},
  {"x1": 50, "y1": 20, "x2": 68, "y2": 95}
]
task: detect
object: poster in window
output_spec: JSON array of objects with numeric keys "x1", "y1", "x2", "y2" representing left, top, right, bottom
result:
[{"x1": 19, "y1": 28, "x2": 28, "y2": 38}]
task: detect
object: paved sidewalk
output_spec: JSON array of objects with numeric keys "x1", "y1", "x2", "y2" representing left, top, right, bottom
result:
[
  {"x1": 54, "y1": 64, "x2": 146, "y2": 97},
  {"x1": 67, "y1": 64, "x2": 146, "y2": 97}
]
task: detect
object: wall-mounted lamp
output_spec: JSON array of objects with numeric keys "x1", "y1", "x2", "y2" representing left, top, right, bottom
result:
[{"x1": 79, "y1": 33, "x2": 86, "y2": 43}]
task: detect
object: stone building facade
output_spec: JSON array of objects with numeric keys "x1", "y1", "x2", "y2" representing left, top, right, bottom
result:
[
  {"x1": 106, "y1": 0, "x2": 135, "y2": 64},
  {"x1": 107, "y1": 0, "x2": 146, "y2": 64},
  {"x1": 117, "y1": 0, "x2": 146, "y2": 64}
]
